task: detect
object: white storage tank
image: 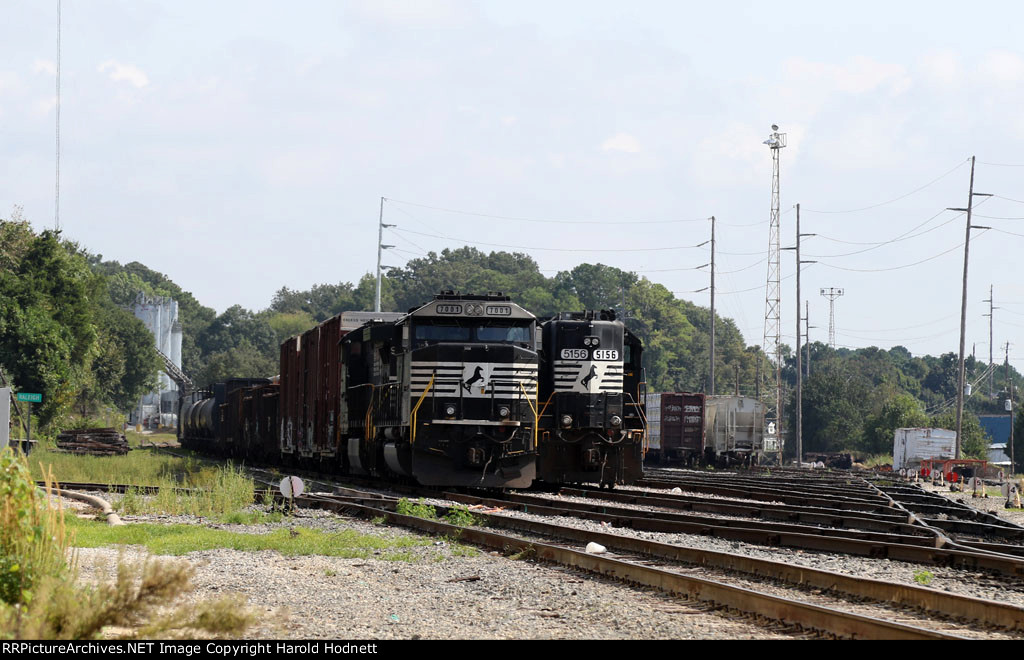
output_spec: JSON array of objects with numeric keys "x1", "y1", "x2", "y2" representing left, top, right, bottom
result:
[{"x1": 892, "y1": 428, "x2": 956, "y2": 470}]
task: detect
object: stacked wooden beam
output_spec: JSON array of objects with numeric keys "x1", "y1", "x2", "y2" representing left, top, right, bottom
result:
[{"x1": 56, "y1": 428, "x2": 131, "y2": 455}]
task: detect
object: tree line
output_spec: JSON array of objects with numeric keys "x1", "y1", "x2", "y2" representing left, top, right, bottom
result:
[{"x1": 2, "y1": 217, "x2": 1021, "y2": 468}]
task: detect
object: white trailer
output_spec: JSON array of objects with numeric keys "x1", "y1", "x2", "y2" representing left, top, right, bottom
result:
[{"x1": 892, "y1": 428, "x2": 956, "y2": 470}]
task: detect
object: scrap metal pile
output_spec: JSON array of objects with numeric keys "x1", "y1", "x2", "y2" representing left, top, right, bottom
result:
[{"x1": 56, "y1": 428, "x2": 130, "y2": 455}]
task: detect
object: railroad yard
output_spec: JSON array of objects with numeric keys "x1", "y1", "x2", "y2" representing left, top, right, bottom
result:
[{"x1": 54, "y1": 451, "x2": 1024, "y2": 641}]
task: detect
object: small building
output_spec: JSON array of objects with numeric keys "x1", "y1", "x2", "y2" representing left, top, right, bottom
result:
[{"x1": 978, "y1": 415, "x2": 1013, "y2": 467}]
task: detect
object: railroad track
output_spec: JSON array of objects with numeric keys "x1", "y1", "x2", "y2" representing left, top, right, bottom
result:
[
  {"x1": 49, "y1": 476, "x2": 1024, "y2": 638},
  {"x1": 638, "y1": 467, "x2": 1024, "y2": 560},
  {"x1": 292, "y1": 490, "x2": 1023, "y2": 640}
]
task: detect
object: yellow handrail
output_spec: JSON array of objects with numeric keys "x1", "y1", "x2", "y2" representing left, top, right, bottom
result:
[
  {"x1": 410, "y1": 373, "x2": 435, "y2": 444},
  {"x1": 537, "y1": 392, "x2": 555, "y2": 420},
  {"x1": 364, "y1": 384, "x2": 376, "y2": 442},
  {"x1": 634, "y1": 382, "x2": 649, "y2": 455},
  {"x1": 519, "y1": 382, "x2": 539, "y2": 449}
]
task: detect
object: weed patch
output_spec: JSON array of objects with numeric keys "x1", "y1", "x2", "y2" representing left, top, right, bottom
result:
[
  {"x1": 67, "y1": 515, "x2": 431, "y2": 558},
  {"x1": 443, "y1": 505, "x2": 481, "y2": 527},
  {"x1": 395, "y1": 498, "x2": 438, "y2": 519}
]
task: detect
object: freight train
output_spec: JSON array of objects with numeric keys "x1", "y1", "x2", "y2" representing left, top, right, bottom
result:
[
  {"x1": 178, "y1": 293, "x2": 645, "y2": 489},
  {"x1": 644, "y1": 393, "x2": 773, "y2": 467}
]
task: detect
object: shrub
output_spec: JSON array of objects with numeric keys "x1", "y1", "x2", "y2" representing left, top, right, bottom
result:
[{"x1": 0, "y1": 449, "x2": 67, "y2": 605}]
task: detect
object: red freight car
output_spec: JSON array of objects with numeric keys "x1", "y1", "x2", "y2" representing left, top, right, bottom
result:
[{"x1": 645, "y1": 392, "x2": 706, "y2": 465}]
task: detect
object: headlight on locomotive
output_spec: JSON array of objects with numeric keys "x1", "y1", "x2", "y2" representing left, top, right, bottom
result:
[
  {"x1": 610, "y1": 415, "x2": 622, "y2": 427},
  {"x1": 561, "y1": 414, "x2": 573, "y2": 428},
  {"x1": 445, "y1": 404, "x2": 457, "y2": 417},
  {"x1": 498, "y1": 405, "x2": 511, "y2": 419}
]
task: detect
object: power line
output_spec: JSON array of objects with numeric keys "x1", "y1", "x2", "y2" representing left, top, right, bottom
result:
[
  {"x1": 816, "y1": 231, "x2": 990, "y2": 272},
  {"x1": 390, "y1": 226, "x2": 709, "y2": 253},
  {"x1": 841, "y1": 312, "x2": 960, "y2": 334},
  {"x1": 804, "y1": 159, "x2": 969, "y2": 214},
  {"x1": 806, "y1": 212, "x2": 960, "y2": 258},
  {"x1": 385, "y1": 197, "x2": 708, "y2": 226}
]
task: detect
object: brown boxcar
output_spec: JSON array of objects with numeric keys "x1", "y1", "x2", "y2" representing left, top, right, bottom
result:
[
  {"x1": 279, "y1": 336, "x2": 300, "y2": 455},
  {"x1": 300, "y1": 326, "x2": 319, "y2": 456},
  {"x1": 645, "y1": 392, "x2": 706, "y2": 465},
  {"x1": 318, "y1": 315, "x2": 342, "y2": 457}
]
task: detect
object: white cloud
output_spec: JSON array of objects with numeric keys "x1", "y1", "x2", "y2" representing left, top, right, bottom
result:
[
  {"x1": 32, "y1": 96, "x2": 56, "y2": 116},
  {"x1": 919, "y1": 51, "x2": 961, "y2": 87},
  {"x1": 980, "y1": 50, "x2": 1024, "y2": 84},
  {"x1": 346, "y1": 0, "x2": 473, "y2": 27},
  {"x1": 601, "y1": 132, "x2": 641, "y2": 154},
  {"x1": 783, "y1": 55, "x2": 909, "y2": 96},
  {"x1": 98, "y1": 60, "x2": 150, "y2": 88},
  {"x1": 33, "y1": 60, "x2": 56, "y2": 76}
]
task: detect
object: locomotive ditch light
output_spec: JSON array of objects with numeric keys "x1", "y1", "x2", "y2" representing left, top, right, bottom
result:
[
  {"x1": 561, "y1": 414, "x2": 573, "y2": 428},
  {"x1": 610, "y1": 415, "x2": 622, "y2": 427},
  {"x1": 445, "y1": 404, "x2": 457, "y2": 417},
  {"x1": 498, "y1": 406, "x2": 511, "y2": 418}
]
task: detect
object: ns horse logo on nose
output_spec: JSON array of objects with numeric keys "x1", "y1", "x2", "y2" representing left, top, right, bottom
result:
[{"x1": 462, "y1": 365, "x2": 485, "y2": 393}]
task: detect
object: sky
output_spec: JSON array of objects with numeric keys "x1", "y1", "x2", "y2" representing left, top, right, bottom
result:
[{"x1": 4, "y1": 0, "x2": 1024, "y2": 371}]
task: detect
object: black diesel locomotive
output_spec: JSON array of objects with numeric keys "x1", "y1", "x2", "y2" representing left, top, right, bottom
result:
[
  {"x1": 342, "y1": 292, "x2": 539, "y2": 488},
  {"x1": 538, "y1": 310, "x2": 645, "y2": 487},
  {"x1": 179, "y1": 293, "x2": 645, "y2": 489}
]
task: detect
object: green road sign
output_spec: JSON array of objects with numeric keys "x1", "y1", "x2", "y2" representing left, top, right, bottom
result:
[{"x1": 16, "y1": 393, "x2": 42, "y2": 403}]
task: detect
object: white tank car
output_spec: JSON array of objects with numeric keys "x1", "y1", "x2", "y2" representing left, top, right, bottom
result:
[{"x1": 705, "y1": 396, "x2": 766, "y2": 464}]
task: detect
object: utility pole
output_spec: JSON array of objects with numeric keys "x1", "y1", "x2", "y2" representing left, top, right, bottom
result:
[
  {"x1": 784, "y1": 204, "x2": 815, "y2": 466},
  {"x1": 55, "y1": 0, "x2": 61, "y2": 232},
  {"x1": 710, "y1": 216, "x2": 716, "y2": 396},
  {"x1": 820, "y1": 287, "x2": 845, "y2": 349},
  {"x1": 375, "y1": 197, "x2": 396, "y2": 313},
  {"x1": 762, "y1": 124, "x2": 787, "y2": 444},
  {"x1": 1007, "y1": 343, "x2": 1015, "y2": 474},
  {"x1": 805, "y1": 301, "x2": 815, "y2": 378},
  {"x1": 949, "y1": 156, "x2": 992, "y2": 459},
  {"x1": 984, "y1": 285, "x2": 997, "y2": 396}
]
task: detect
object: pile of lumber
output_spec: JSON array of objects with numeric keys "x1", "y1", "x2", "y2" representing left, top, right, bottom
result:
[{"x1": 56, "y1": 428, "x2": 131, "y2": 456}]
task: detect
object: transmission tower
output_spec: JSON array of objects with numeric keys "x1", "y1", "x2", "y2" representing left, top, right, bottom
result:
[
  {"x1": 762, "y1": 124, "x2": 787, "y2": 433},
  {"x1": 820, "y1": 287, "x2": 844, "y2": 348}
]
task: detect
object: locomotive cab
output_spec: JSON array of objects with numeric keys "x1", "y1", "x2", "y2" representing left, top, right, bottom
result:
[
  {"x1": 537, "y1": 310, "x2": 645, "y2": 487},
  {"x1": 343, "y1": 292, "x2": 539, "y2": 488}
]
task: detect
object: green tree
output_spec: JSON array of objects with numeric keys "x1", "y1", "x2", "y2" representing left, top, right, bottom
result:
[
  {"x1": 930, "y1": 410, "x2": 988, "y2": 460},
  {"x1": 861, "y1": 394, "x2": 929, "y2": 455}
]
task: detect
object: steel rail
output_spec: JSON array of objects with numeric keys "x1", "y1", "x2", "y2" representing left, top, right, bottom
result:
[
  {"x1": 560, "y1": 485, "x2": 914, "y2": 527},
  {"x1": 293, "y1": 493, "x2": 967, "y2": 640},
  {"x1": 462, "y1": 490, "x2": 940, "y2": 546},
  {"x1": 636, "y1": 478, "x2": 900, "y2": 513}
]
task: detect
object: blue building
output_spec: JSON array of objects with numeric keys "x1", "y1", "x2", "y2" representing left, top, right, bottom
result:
[{"x1": 978, "y1": 415, "x2": 1012, "y2": 467}]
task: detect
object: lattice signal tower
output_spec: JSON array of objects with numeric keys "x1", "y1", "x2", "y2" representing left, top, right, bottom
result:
[
  {"x1": 820, "y1": 287, "x2": 844, "y2": 348},
  {"x1": 762, "y1": 125, "x2": 786, "y2": 430}
]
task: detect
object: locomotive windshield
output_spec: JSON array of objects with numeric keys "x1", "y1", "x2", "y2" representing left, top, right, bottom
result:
[{"x1": 413, "y1": 321, "x2": 532, "y2": 347}]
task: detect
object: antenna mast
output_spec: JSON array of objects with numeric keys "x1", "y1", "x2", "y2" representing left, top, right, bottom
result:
[{"x1": 762, "y1": 124, "x2": 787, "y2": 438}]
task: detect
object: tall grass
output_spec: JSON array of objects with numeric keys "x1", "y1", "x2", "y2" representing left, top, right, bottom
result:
[
  {"x1": 0, "y1": 449, "x2": 68, "y2": 606},
  {"x1": 0, "y1": 448, "x2": 257, "y2": 639},
  {"x1": 28, "y1": 445, "x2": 206, "y2": 486},
  {"x1": 116, "y1": 464, "x2": 257, "y2": 517}
]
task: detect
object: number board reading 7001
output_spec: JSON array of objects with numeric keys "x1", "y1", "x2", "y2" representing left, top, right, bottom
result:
[
  {"x1": 485, "y1": 305, "x2": 512, "y2": 316},
  {"x1": 436, "y1": 304, "x2": 463, "y2": 315}
]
